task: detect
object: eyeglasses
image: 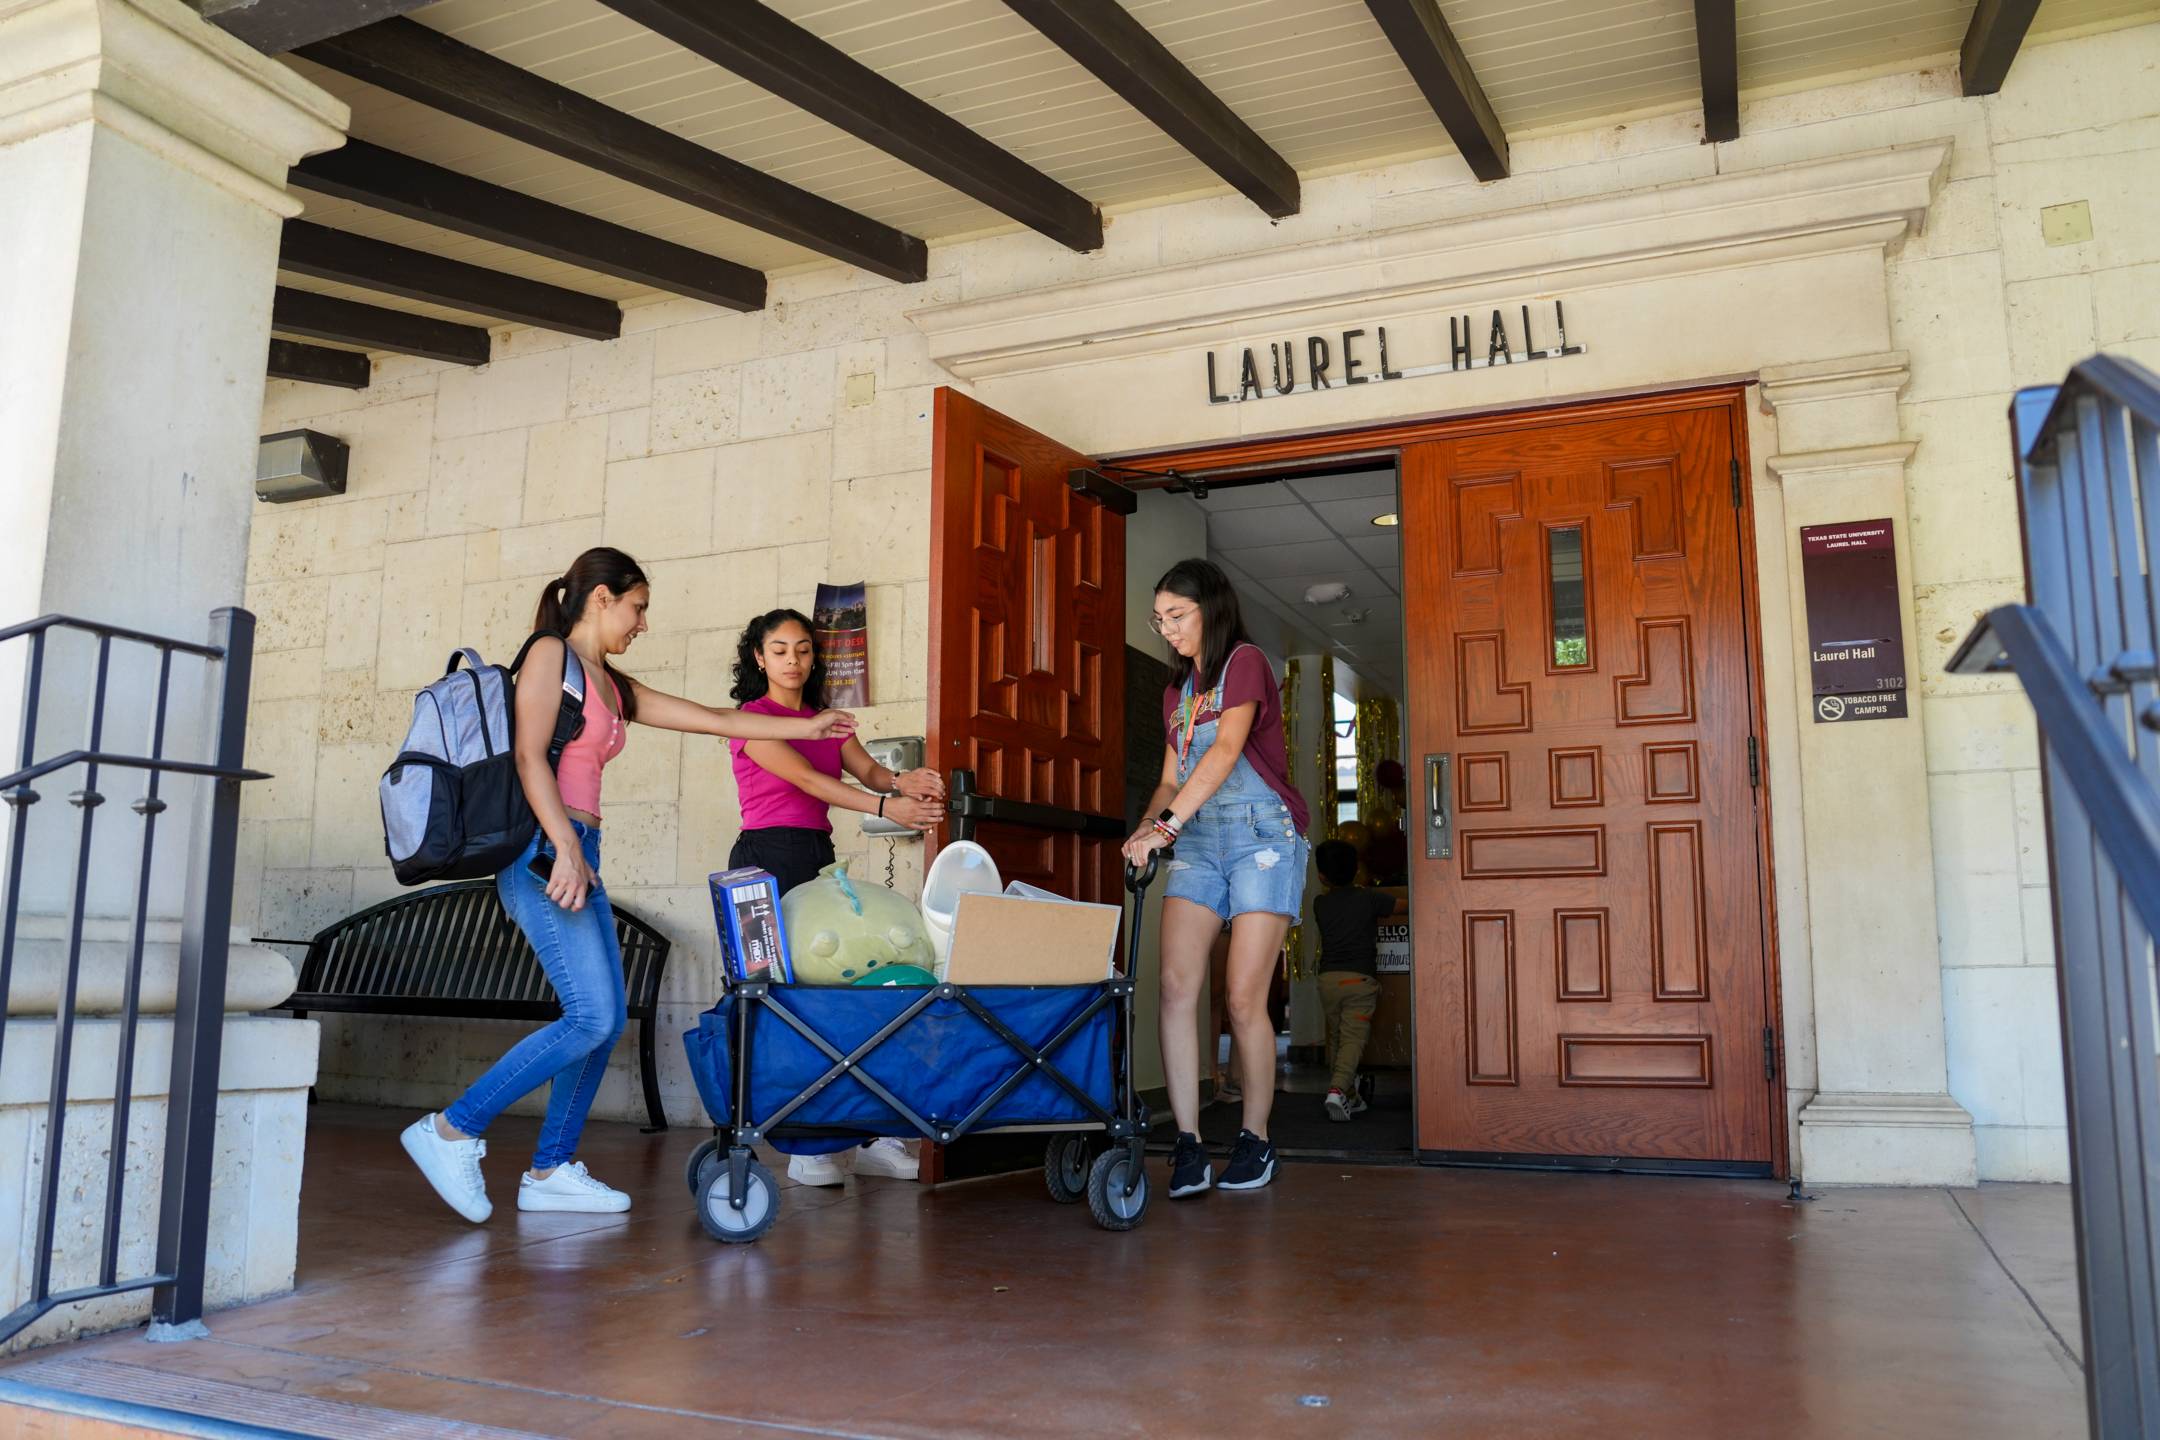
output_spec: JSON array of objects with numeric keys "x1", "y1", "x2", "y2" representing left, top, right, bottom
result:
[{"x1": 1150, "y1": 607, "x2": 1197, "y2": 636}]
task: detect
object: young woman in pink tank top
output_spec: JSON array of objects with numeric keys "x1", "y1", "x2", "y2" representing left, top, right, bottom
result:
[
  {"x1": 401, "y1": 549, "x2": 853, "y2": 1225},
  {"x1": 726, "y1": 608, "x2": 945, "y2": 1190},
  {"x1": 725, "y1": 609, "x2": 944, "y2": 895}
]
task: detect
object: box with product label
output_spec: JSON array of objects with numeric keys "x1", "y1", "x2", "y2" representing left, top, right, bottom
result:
[
  {"x1": 943, "y1": 891, "x2": 1122, "y2": 985},
  {"x1": 709, "y1": 868, "x2": 793, "y2": 983}
]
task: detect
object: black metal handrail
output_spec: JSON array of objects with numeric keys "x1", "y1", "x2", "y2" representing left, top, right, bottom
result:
[
  {"x1": 1948, "y1": 355, "x2": 2160, "y2": 1438},
  {"x1": 0, "y1": 610, "x2": 262, "y2": 1347}
]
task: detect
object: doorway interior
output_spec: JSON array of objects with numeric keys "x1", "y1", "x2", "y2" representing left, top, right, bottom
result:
[{"x1": 1139, "y1": 463, "x2": 1414, "y2": 1163}]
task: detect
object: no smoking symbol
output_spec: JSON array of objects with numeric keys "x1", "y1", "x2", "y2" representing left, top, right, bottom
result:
[{"x1": 1816, "y1": 694, "x2": 1847, "y2": 722}]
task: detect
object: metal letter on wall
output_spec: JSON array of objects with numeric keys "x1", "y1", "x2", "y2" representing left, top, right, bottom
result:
[{"x1": 1800, "y1": 519, "x2": 1908, "y2": 723}]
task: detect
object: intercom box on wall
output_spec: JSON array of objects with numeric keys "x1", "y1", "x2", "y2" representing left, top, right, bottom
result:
[{"x1": 855, "y1": 736, "x2": 929, "y2": 839}]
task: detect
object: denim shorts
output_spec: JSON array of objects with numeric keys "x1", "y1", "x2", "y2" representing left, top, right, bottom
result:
[{"x1": 1164, "y1": 798, "x2": 1309, "y2": 922}]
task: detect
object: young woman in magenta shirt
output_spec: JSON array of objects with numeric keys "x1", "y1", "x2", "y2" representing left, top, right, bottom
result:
[
  {"x1": 400, "y1": 549, "x2": 854, "y2": 1224},
  {"x1": 728, "y1": 607, "x2": 945, "y2": 1186},
  {"x1": 727, "y1": 608, "x2": 944, "y2": 891}
]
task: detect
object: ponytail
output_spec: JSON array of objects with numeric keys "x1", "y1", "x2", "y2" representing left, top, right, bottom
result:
[{"x1": 532, "y1": 547, "x2": 648, "y2": 724}]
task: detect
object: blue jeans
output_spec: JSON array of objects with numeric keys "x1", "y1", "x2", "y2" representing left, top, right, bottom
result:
[{"x1": 444, "y1": 821, "x2": 624, "y2": 1170}]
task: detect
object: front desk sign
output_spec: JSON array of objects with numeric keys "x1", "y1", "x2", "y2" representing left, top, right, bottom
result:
[
  {"x1": 1801, "y1": 519, "x2": 1908, "y2": 723},
  {"x1": 1204, "y1": 300, "x2": 1583, "y2": 404}
]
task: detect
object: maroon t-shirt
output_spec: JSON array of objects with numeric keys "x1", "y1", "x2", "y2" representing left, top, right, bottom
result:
[{"x1": 1161, "y1": 644, "x2": 1310, "y2": 834}]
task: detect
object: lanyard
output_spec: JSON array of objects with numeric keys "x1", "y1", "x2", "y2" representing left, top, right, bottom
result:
[{"x1": 1173, "y1": 671, "x2": 1223, "y2": 771}]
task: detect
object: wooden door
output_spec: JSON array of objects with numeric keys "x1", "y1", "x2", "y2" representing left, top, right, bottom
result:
[
  {"x1": 926, "y1": 389, "x2": 1125, "y2": 906},
  {"x1": 1404, "y1": 396, "x2": 1773, "y2": 1167}
]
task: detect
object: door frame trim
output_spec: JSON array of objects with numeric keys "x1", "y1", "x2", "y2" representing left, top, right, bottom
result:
[{"x1": 1120, "y1": 383, "x2": 1787, "y2": 1178}]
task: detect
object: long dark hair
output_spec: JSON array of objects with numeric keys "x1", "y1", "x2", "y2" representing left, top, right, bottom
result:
[
  {"x1": 533, "y1": 546, "x2": 646, "y2": 723},
  {"x1": 1155, "y1": 557, "x2": 1250, "y2": 692},
  {"x1": 730, "y1": 608, "x2": 826, "y2": 710}
]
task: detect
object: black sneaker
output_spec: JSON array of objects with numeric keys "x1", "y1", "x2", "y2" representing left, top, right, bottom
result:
[
  {"x1": 1168, "y1": 1131, "x2": 1212, "y2": 1199},
  {"x1": 1218, "y1": 1129, "x2": 1277, "y2": 1191}
]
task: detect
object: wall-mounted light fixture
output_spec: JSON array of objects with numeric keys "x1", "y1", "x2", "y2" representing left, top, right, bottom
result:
[
  {"x1": 1370, "y1": 512, "x2": 1399, "y2": 527},
  {"x1": 256, "y1": 429, "x2": 349, "y2": 503}
]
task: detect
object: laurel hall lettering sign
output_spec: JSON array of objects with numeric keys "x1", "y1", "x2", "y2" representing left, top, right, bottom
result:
[{"x1": 1202, "y1": 300, "x2": 1584, "y2": 404}]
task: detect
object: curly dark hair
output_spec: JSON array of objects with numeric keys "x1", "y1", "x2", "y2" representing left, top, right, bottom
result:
[{"x1": 729, "y1": 609, "x2": 826, "y2": 710}]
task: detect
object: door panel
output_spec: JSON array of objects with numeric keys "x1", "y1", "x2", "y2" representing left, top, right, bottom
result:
[
  {"x1": 1404, "y1": 399, "x2": 1772, "y2": 1165},
  {"x1": 927, "y1": 388, "x2": 1125, "y2": 905}
]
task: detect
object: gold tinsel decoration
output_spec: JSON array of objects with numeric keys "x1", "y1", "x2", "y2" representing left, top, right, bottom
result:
[
  {"x1": 1313, "y1": 653, "x2": 1337, "y2": 848},
  {"x1": 1279, "y1": 657, "x2": 1300, "y2": 794},
  {"x1": 1355, "y1": 694, "x2": 1402, "y2": 826}
]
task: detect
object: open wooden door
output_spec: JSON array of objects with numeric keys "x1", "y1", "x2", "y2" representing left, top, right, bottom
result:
[
  {"x1": 922, "y1": 389, "x2": 1127, "y2": 1181},
  {"x1": 927, "y1": 389, "x2": 1126, "y2": 900}
]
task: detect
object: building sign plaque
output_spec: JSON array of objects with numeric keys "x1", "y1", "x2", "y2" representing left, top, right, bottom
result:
[
  {"x1": 1801, "y1": 519, "x2": 1907, "y2": 723},
  {"x1": 1203, "y1": 301, "x2": 1583, "y2": 404}
]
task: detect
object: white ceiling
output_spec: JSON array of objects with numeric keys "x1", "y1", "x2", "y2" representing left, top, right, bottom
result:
[
  {"x1": 272, "y1": 0, "x2": 2160, "y2": 328},
  {"x1": 1183, "y1": 466, "x2": 1405, "y2": 700}
]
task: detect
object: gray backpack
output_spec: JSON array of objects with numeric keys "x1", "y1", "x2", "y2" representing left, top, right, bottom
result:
[{"x1": 379, "y1": 632, "x2": 586, "y2": 885}]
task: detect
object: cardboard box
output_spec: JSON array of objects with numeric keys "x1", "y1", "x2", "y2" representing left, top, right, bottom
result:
[
  {"x1": 944, "y1": 891, "x2": 1121, "y2": 985},
  {"x1": 709, "y1": 868, "x2": 792, "y2": 983}
]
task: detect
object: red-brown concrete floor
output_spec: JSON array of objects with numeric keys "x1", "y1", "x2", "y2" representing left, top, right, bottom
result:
[{"x1": 3, "y1": 1104, "x2": 2088, "y2": 1439}]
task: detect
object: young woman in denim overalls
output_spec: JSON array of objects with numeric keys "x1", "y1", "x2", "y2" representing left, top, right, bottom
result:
[
  {"x1": 399, "y1": 548, "x2": 854, "y2": 1224},
  {"x1": 1124, "y1": 559, "x2": 1310, "y2": 1195}
]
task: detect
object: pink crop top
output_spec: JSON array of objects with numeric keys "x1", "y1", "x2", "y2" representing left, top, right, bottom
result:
[
  {"x1": 554, "y1": 665, "x2": 625, "y2": 816},
  {"x1": 731, "y1": 696, "x2": 843, "y2": 833}
]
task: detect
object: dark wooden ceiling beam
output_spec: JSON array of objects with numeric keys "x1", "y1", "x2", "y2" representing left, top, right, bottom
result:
[
  {"x1": 271, "y1": 287, "x2": 492, "y2": 367},
  {"x1": 202, "y1": 0, "x2": 432, "y2": 53},
  {"x1": 1002, "y1": 0, "x2": 1299, "y2": 219},
  {"x1": 298, "y1": 18, "x2": 927, "y2": 283},
  {"x1": 1694, "y1": 1, "x2": 1739, "y2": 142},
  {"x1": 1960, "y1": 0, "x2": 2042, "y2": 96},
  {"x1": 603, "y1": 0, "x2": 1103, "y2": 250},
  {"x1": 267, "y1": 339, "x2": 371, "y2": 390},
  {"x1": 1363, "y1": 0, "x2": 1509, "y2": 182},
  {"x1": 279, "y1": 221, "x2": 621, "y2": 341},
  {"x1": 290, "y1": 139, "x2": 765, "y2": 313}
]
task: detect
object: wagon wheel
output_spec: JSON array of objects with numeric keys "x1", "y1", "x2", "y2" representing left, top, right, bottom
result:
[
  {"x1": 1044, "y1": 1134, "x2": 1093, "y2": 1204},
  {"x1": 1085, "y1": 1148, "x2": 1150, "y2": 1231},
  {"x1": 697, "y1": 1158, "x2": 780, "y2": 1244},
  {"x1": 684, "y1": 1137, "x2": 721, "y2": 1196}
]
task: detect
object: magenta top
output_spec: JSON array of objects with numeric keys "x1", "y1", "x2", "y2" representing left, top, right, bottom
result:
[
  {"x1": 731, "y1": 696, "x2": 843, "y2": 832},
  {"x1": 556, "y1": 666, "x2": 625, "y2": 815}
]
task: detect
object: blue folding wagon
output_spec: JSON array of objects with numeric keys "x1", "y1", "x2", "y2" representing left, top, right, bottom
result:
[{"x1": 681, "y1": 855, "x2": 1167, "y2": 1242}]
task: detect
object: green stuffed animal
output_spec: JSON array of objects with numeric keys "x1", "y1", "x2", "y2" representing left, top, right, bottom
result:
[{"x1": 781, "y1": 860, "x2": 936, "y2": 986}]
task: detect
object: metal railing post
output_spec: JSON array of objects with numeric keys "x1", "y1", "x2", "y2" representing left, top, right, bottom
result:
[{"x1": 149, "y1": 608, "x2": 255, "y2": 1337}]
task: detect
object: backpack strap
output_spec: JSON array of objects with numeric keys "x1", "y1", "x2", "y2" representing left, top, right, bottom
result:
[{"x1": 510, "y1": 630, "x2": 587, "y2": 770}]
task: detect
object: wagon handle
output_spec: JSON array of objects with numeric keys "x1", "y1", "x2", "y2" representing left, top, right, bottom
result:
[{"x1": 1125, "y1": 844, "x2": 1174, "y2": 893}]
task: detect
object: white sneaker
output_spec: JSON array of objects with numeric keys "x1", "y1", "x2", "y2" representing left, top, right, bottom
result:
[
  {"x1": 401, "y1": 1114, "x2": 491, "y2": 1223},
  {"x1": 788, "y1": 1150, "x2": 852, "y2": 1187},
  {"x1": 517, "y1": 1160, "x2": 631, "y2": 1213},
  {"x1": 852, "y1": 1137, "x2": 919, "y2": 1180}
]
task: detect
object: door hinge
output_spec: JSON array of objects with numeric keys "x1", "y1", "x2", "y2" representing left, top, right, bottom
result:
[
  {"x1": 1763, "y1": 1027, "x2": 1778, "y2": 1081},
  {"x1": 1747, "y1": 735, "x2": 1760, "y2": 787},
  {"x1": 1730, "y1": 458, "x2": 1744, "y2": 508}
]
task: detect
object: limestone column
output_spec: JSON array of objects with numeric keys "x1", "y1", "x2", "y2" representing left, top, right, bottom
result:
[
  {"x1": 1761, "y1": 352, "x2": 1977, "y2": 1186},
  {"x1": 0, "y1": 0, "x2": 345, "y2": 919},
  {"x1": 0, "y1": 0, "x2": 346, "y2": 1341}
]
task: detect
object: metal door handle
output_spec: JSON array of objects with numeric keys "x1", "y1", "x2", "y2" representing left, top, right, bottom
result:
[{"x1": 1426, "y1": 753, "x2": 1451, "y2": 859}]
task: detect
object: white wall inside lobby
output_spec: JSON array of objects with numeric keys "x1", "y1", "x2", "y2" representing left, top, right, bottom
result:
[{"x1": 245, "y1": 24, "x2": 2160, "y2": 1174}]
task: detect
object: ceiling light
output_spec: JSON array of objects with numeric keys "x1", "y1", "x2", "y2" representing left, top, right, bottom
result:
[
  {"x1": 1303, "y1": 581, "x2": 1352, "y2": 605},
  {"x1": 1371, "y1": 512, "x2": 1399, "y2": 527}
]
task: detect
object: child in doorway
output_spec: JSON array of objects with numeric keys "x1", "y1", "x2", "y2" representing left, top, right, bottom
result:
[{"x1": 1312, "y1": 839, "x2": 1397, "y2": 1122}]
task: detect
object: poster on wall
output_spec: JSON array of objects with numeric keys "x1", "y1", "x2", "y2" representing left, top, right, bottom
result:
[
  {"x1": 1376, "y1": 922, "x2": 1410, "y2": 975},
  {"x1": 1800, "y1": 519, "x2": 1908, "y2": 723},
  {"x1": 814, "y1": 580, "x2": 870, "y2": 708}
]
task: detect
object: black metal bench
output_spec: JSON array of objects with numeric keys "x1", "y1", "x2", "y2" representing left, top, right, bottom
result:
[{"x1": 269, "y1": 879, "x2": 673, "y2": 1131}]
